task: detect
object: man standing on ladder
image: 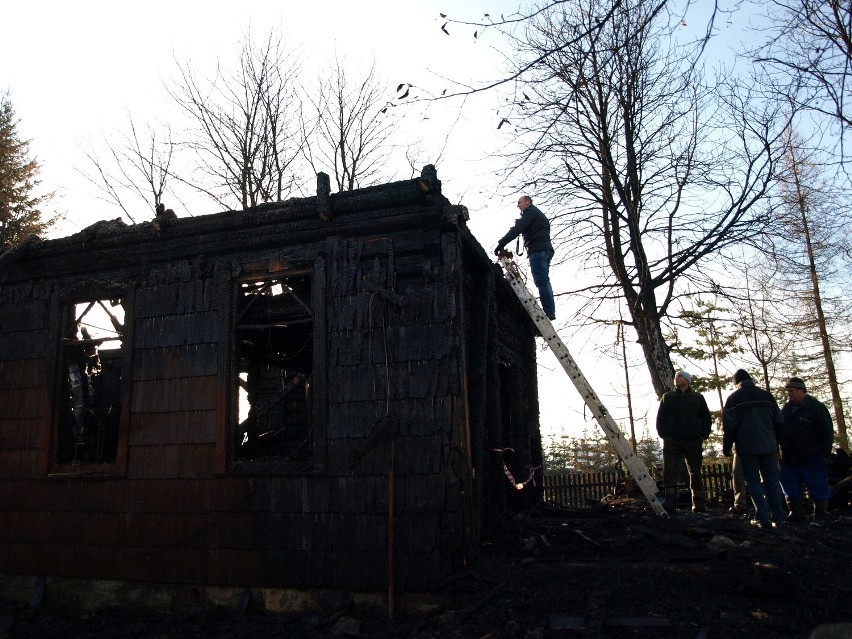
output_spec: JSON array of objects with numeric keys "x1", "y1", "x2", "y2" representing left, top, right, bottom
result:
[
  {"x1": 494, "y1": 195, "x2": 556, "y2": 320},
  {"x1": 656, "y1": 371, "x2": 712, "y2": 514}
]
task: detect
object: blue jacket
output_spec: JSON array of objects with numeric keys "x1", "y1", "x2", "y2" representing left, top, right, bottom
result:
[
  {"x1": 722, "y1": 379, "x2": 782, "y2": 455},
  {"x1": 497, "y1": 205, "x2": 553, "y2": 255}
]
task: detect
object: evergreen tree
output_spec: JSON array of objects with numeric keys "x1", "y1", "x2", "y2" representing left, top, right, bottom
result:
[
  {"x1": 0, "y1": 92, "x2": 55, "y2": 248},
  {"x1": 667, "y1": 297, "x2": 745, "y2": 425}
]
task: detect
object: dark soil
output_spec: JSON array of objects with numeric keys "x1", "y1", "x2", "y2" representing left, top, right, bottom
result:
[{"x1": 2, "y1": 498, "x2": 851, "y2": 639}]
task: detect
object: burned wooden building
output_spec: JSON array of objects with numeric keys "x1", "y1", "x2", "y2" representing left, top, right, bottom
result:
[{"x1": 0, "y1": 167, "x2": 543, "y2": 607}]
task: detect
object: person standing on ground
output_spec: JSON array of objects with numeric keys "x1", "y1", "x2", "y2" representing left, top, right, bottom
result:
[
  {"x1": 722, "y1": 369, "x2": 786, "y2": 528},
  {"x1": 779, "y1": 377, "x2": 834, "y2": 526},
  {"x1": 656, "y1": 371, "x2": 712, "y2": 514},
  {"x1": 729, "y1": 449, "x2": 750, "y2": 515},
  {"x1": 494, "y1": 195, "x2": 556, "y2": 320}
]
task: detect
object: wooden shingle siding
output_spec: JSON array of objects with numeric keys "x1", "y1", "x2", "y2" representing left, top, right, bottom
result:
[
  {"x1": 0, "y1": 449, "x2": 42, "y2": 478},
  {"x1": 134, "y1": 312, "x2": 219, "y2": 349},
  {"x1": 127, "y1": 443, "x2": 214, "y2": 479},
  {"x1": 133, "y1": 344, "x2": 218, "y2": 380},
  {"x1": 130, "y1": 376, "x2": 219, "y2": 413},
  {"x1": 0, "y1": 385, "x2": 46, "y2": 420},
  {"x1": 134, "y1": 279, "x2": 215, "y2": 317},
  {"x1": 129, "y1": 411, "x2": 217, "y2": 446},
  {"x1": 0, "y1": 169, "x2": 541, "y2": 595},
  {"x1": 0, "y1": 329, "x2": 50, "y2": 360},
  {"x1": 0, "y1": 358, "x2": 48, "y2": 463},
  {"x1": 0, "y1": 300, "x2": 47, "y2": 332},
  {"x1": 0, "y1": 358, "x2": 45, "y2": 388},
  {"x1": 0, "y1": 417, "x2": 45, "y2": 449}
]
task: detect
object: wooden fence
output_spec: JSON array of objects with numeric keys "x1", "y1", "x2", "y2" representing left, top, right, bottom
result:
[{"x1": 543, "y1": 462, "x2": 733, "y2": 508}]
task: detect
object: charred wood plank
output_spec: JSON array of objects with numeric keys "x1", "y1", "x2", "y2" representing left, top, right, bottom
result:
[
  {"x1": 130, "y1": 376, "x2": 219, "y2": 413},
  {"x1": 0, "y1": 386, "x2": 48, "y2": 420},
  {"x1": 0, "y1": 329, "x2": 49, "y2": 359},
  {"x1": 0, "y1": 358, "x2": 46, "y2": 388},
  {"x1": 133, "y1": 344, "x2": 218, "y2": 380},
  {"x1": 134, "y1": 311, "x2": 219, "y2": 349},
  {"x1": 129, "y1": 410, "x2": 217, "y2": 446},
  {"x1": 134, "y1": 279, "x2": 215, "y2": 317},
  {"x1": 0, "y1": 301, "x2": 47, "y2": 332},
  {"x1": 126, "y1": 443, "x2": 214, "y2": 479},
  {"x1": 0, "y1": 448, "x2": 41, "y2": 478},
  {"x1": 0, "y1": 417, "x2": 46, "y2": 449}
]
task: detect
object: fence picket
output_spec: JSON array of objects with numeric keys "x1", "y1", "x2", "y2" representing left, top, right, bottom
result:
[{"x1": 543, "y1": 463, "x2": 734, "y2": 508}]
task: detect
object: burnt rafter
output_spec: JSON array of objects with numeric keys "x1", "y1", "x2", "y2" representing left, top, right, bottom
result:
[{"x1": 237, "y1": 280, "x2": 312, "y2": 325}]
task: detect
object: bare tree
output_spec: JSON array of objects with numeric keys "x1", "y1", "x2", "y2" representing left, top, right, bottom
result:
[
  {"x1": 170, "y1": 29, "x2": 304, "y2": 210},
  {"x1": 496, "y1": 0, "x2": 780, "y2": 397},
  {"x1": 753, "y1": 1, "x2": 852, "y2": 152},
  {"x1": 80, "y1": 115, "x2": 177, "y2": 223},
  {"x1": 732, "y1": 263, "x2": 790, "y2": 394},
  {"x1": 768, "y1": 128, "x2": 851, "y2": 449},
  {"x1": 303, "y1": 57, "x2": 398, "y2": 192}
]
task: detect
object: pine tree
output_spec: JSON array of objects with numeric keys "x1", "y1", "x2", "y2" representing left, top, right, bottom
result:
[
  {"x1": 0, "y1": 92, "x2": 54, "y2": 249},
  {"x1": 667, "y1": 297, "x2": 745, "y2": 425}
]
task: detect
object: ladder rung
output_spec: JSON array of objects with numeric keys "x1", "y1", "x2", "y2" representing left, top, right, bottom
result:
[{"x1": 498, "y1": 256, "x2": 666, "y2": 516}]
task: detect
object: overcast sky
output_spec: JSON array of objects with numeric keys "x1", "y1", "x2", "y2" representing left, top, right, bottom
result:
[{"x1": 2, "y1": 0, "x2": 737, "y2": 445}]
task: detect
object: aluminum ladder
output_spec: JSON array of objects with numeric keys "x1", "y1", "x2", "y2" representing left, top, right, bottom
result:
[{"x1": 498, "y1": 254, "x2": 666, "y2": 516}]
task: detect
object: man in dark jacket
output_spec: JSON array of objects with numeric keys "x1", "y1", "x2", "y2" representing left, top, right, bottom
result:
[
  {"x1": 656, "y1": 371, "x2": 712, "y2": 513},
  {"x1": 780, "y1": 377, "x2": 834, "y2": 526},
  {"x1": 495, "y1": 195, "x2": 556, "y2": 320},
  {"x1": 722, "y1": 369, "x2": 785, "y2": 528}
]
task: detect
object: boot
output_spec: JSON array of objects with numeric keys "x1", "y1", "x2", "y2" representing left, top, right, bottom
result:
[
  {"x1": 810, "y1": 500, "x2": 830, "y2": 527},
  {"x1": 664, "y1": 488, "x2": 679, "y2": 514},
  {"x1": 691, "y1": 489, "x2": 707, "y2": 514},
  {"x1": 785, "y1": 496, "x2": 806, "y2": 524}
]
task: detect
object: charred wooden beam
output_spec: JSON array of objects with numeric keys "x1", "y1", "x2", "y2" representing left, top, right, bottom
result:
[{"x1": 317, "y1": 172, "x2": 332, "y2": 222}]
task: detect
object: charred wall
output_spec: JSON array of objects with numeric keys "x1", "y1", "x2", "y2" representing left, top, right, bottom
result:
[{"x1": 0, "y1": 169, "x2": 540, "y2": 595}]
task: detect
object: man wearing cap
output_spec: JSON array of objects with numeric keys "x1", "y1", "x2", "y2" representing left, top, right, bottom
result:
[
  {"x1": 656, "y1": 371, "x2": 713, "y2": 513},
  {"x1": 722, "y1": 369, "x2": 786, "y2": 528},
  {"x1": 779, "y1": 377, "x2": 834, "y2": 526}
]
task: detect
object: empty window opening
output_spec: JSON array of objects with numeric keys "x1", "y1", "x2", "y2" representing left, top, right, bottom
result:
[
  {"x1": 57, "y1": 299, "x2": 125, "y2": 465},
  {"x1": 235, "y1": 275, "x2": 313, "y2": 461}
]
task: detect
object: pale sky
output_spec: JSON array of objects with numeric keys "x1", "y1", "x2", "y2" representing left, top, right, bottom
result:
[{"x1": 2, "y1": 0, "x2": 726, "y2": 445}]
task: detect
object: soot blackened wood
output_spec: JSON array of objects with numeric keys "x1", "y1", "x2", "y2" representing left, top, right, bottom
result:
[{"x1": 0, "y1": 167, "x2": 541, "y2": 596}]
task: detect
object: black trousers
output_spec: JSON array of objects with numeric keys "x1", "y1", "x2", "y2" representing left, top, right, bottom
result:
[{"x1": 662, "y1": 436, "x2": 705, "y2": 493}]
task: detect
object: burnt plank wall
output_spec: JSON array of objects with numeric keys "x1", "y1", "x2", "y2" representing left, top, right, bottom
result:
[
  {"x1": 458, "y1": 230, "x2": 543, "y2": 531},
  {"x1": 130, "y1": 264, "x2": 219, "y2": 478},
  {"x1": 0, "y1": 170, "x2": 539, "y2": 595},
  {"x1": 0, "y1": 288, "x2": 51, "y2": 478}
]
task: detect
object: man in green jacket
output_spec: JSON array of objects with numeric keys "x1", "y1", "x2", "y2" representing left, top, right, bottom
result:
[{"x1": 656, "y1": 371, "x2": 712, "y2": 514}]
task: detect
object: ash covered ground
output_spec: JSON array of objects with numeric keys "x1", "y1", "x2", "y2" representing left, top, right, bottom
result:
[{"x1": 2, "y1": 496, "x2": 851, "y2": 639}]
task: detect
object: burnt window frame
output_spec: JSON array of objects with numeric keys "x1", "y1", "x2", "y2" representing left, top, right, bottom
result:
[
  {"x1": 47, "y1": 286, "x2": 134, "y2": 476},
  {"x1": 225, "y1": 257, "x2": 327, "y2": 475}
]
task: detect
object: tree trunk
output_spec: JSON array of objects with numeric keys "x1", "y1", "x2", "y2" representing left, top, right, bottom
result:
[
  {"x1": 794, "y1": 166, "x2": 849, "y2": 450},
  {"x1": 631, "y1": 304, "x2": 675, "y2": 398},
  {"x1": 619, "y1": 318, "x2": 638, "y2": 449},
  {"x1": 601, "y1": 163, "x2": 674, "y2": 399}
]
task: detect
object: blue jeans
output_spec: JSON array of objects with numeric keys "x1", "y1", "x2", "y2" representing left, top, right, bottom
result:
[
  {"x1": 528, "y1": 250, "x2": 555, "y2": 317},
  {"x1": 780, "y1": 455, "x2": 831, "y2": 501},
  {"x1": 740, "y1": 453, "x2": 786, "y2": 523}
]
